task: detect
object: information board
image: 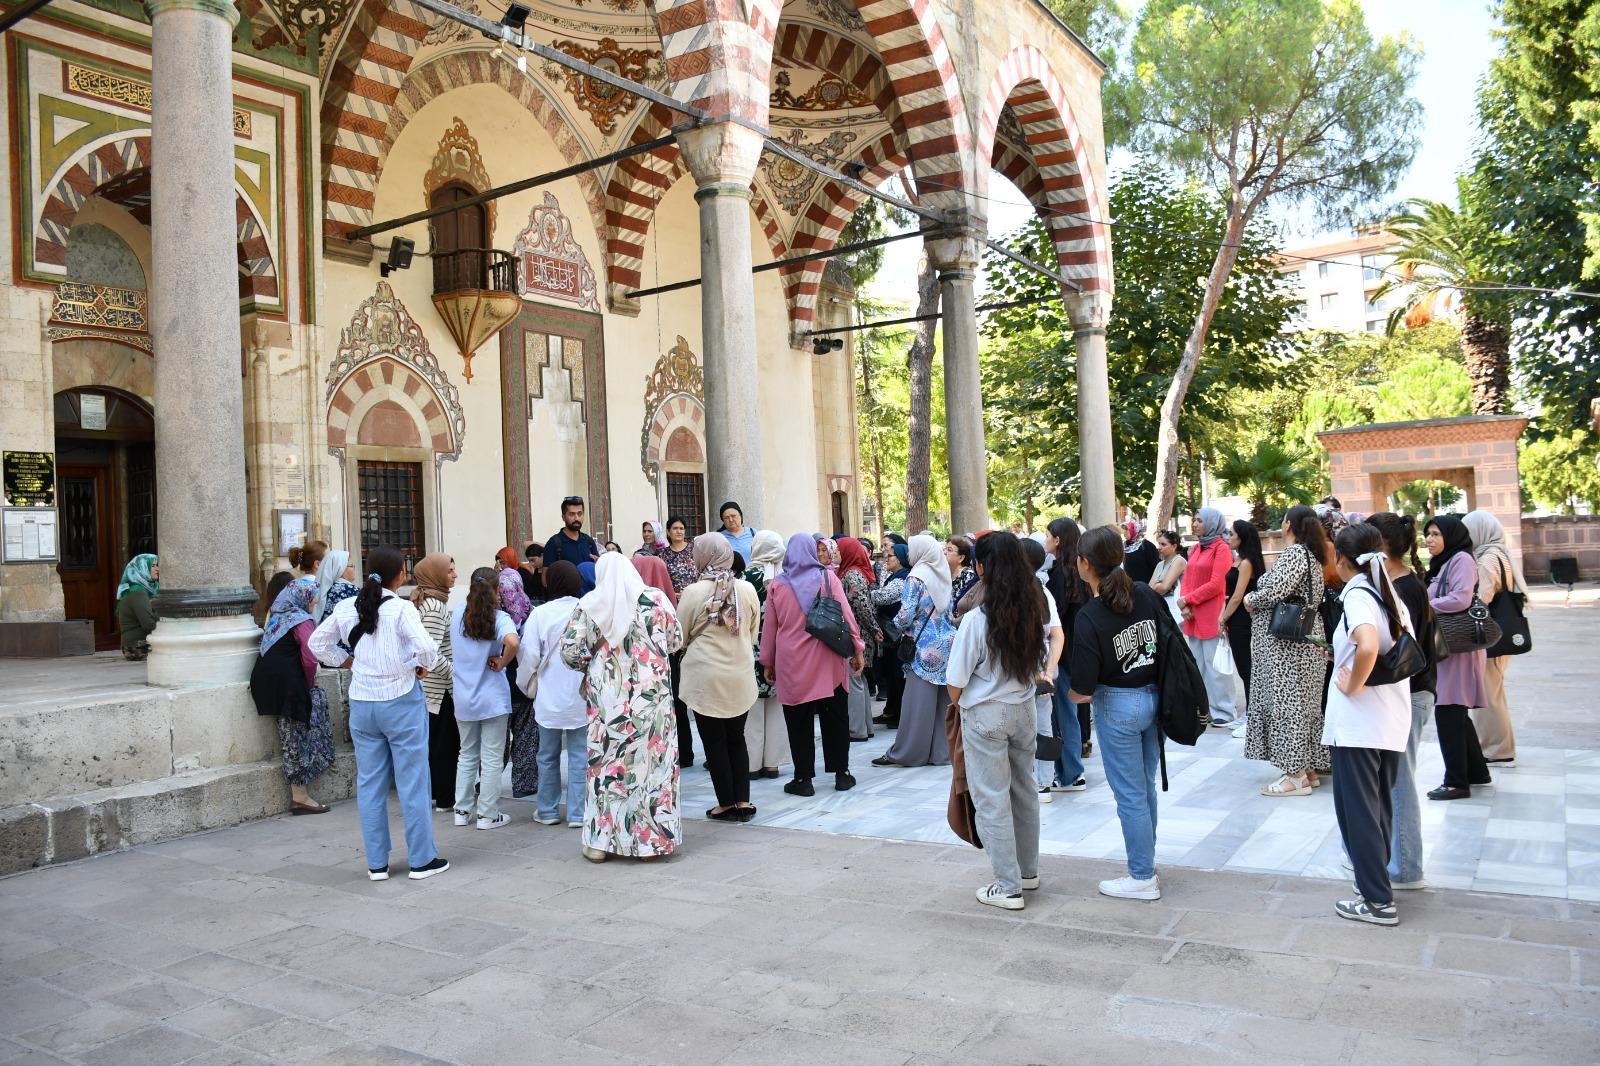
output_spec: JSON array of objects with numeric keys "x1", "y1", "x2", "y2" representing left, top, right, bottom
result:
[
  {"x1": 3, "y1": 451, "x2": 55, "y2": 507},
  {"x1": 2, "y1": 507, "x2": 59, "y2": 563}
]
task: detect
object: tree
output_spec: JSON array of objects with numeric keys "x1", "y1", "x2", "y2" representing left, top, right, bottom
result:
[
  {"x1": 982, "y1": 162, "x2": 1299, "y2": 511},
  {"x1": 1521, "y1": 430, "x2": 1600, "y2": 514},
  {"x1": 1371, "y1": 352, "x2": 1473, "y2": 422},
  {"x1": 1117, "y1": 0, "x2": 1422, "y2": 529},
  {"x1": 903, "y1": 252, "x2": 939, "y2": 534},
  {"x1": 1371, "y1": 200, "x2": 1511, "y2": 414},
  {"x1": 1212, "y1": 441, "x2": 1315, "y2": 527}
]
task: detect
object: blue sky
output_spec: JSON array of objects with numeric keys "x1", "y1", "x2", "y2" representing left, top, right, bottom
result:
[{"x1": 864, "y1": 0, "x2": 1501, "y2": 303}]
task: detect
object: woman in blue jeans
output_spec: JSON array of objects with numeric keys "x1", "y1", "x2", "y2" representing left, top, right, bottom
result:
[
  {"x1": 1043, "y1": 517, "x2": 1090, "y2": 793},
  {"x1": 1068, "y1": 526, "x2": 1165, "y2": 901},
  {"x1": 310, "y1": 546, "x2": 448, "y2": 882}
]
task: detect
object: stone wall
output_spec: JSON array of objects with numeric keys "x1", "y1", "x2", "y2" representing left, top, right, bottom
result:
[{"x1": 1522, "y1": 516, "x2": 1600, "y2": 580}]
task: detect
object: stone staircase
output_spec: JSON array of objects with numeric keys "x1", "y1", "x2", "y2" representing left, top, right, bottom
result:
[{"x1": 0, "y1": 669, "x2": 356, "y2": 875}]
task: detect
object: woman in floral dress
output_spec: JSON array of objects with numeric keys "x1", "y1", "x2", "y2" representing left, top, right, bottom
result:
[
  {"x1": 836, "y1": 536, "x2": 883, "y2": 741},
  {"x1": 560, "y1": 552, "x2": 684, "y2": 862},
  {"x1": 873, "y1": 533, "x2": 954, "y2": 768}
]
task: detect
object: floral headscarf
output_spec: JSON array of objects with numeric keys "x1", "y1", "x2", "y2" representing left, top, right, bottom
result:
[
  {"x1": 117, "y1": 554, "x2": 158, "y2": 601},
  {"x1": 691, "y1": 532, "x2": 742, "y2": 632},
  {"x1": 260, "y1": 580, "x2": 314, "y2": 655},
  {"x1": 311, "y1": 549, "x2": 350, "y2": 619},
  {"x1": 498, "y1": 567, "x2": 532, "y2": 626},
  {"x1": 1314, "y1": 503, "x2": 1348, "y2": 542}
]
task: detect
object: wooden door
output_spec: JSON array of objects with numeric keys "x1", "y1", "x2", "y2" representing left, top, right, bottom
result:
[{"x1": 57, "y1": 463, "x2": 118, "y2": 637}]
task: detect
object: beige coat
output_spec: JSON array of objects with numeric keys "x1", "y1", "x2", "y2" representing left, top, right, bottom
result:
[{"x1": 677, "y1": 578, "x2": 760, "y2": 717}]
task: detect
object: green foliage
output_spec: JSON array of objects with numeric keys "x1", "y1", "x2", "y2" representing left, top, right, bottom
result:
[
  {"x1": 1372, "y1": 198, "x2": 1509, "y2": 324},
  {"x1": 1372, "y1": 354, "x2": 1473, "y2": 422},
  {"x1": 1212, "y1": 440, "x2": 1316, "y2": 526},
  {"x1": 980, "y1": 162, "x2": 1300, "y2": 511},
  {"x1": 1521, "y1": 430, "x2": 1600, "y2": 514},
  {"x1": 835, "y1": 197, "x2": 915, "y2": 292},
  {"x1": 1117, "y1": 0, "x2": 1421, "y2": 227}
]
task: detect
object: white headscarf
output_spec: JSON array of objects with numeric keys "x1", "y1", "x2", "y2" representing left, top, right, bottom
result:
[
  {"x1": 1462, "y1": 510, "x2": 1528, "y2": 595},
  {"x1": 580, "y1": 552, "x2": 651, "y2": 648},
  {"x1": 1029, "y1": 530, "x2": 1053, "y2": 578},
  {"x1": 750, "y1": 529, "x2": 785, "y2": 581},
  {"x1": 312, "y1": 549, "x2": 350, "y2": 618},
  {"x1": 906, "y1": 533, "x2": 952, "y2": 611}
]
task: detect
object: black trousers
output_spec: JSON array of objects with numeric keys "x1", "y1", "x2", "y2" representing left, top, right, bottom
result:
[
  {"x1": 1227, "y1": 614, "x2": 1252, "y2": 698},
  {"x1": 784, "y1": 687, "x2": 850, "y2": 780},
  {"x1": 1330, "y1": 746, "x2": 1400, "y2": 907},
  {"x1": 426, "y1": 692, "x2": 460, "y2": 809},
  {"x1": 695, "y1": 712, "x2": 751, "y2": 808},
  {"x1": 877, "y1": 660, "x2": 905, "y2": 725},
  {"x1": 1435, "y1": 703, "x2": 1489, "y2": 788},
  {"x1": 670, "y1": 651, "x2": 694, "y2": 766}
]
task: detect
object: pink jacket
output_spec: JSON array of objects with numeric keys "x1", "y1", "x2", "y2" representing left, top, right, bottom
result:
[
  {"x1": 1180, "y1": 540, "x2": 1231, "y2": 640},
  {"x1": 758, "y1": 572, "x2": 863, "y2": 707}
]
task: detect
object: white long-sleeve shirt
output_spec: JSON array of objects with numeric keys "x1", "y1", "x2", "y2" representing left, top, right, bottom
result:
[
  {"x1": 516, "y1": 596, "x2": 586, "y2": 730},
  {"x1": 310, "y1": 591, "x2": 439, "y2": 702}
]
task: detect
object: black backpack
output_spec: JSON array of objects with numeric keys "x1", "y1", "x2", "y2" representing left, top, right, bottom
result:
[{"x1": 1150, "y1": 591, "x2": 1209, "y2": 746}]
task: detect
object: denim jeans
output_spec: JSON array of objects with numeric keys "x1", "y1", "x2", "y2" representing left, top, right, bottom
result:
[
  {"x1": 960, "y1": 698, "x2": 1041, "y2": 895},
  {"x1": 1051, "y1": 663, "x2": 1084, "y2": 786},
  {"x1": 1093, "y1": 684, "x2": 1160, "y2": 880},
  {"x1": 349, "y1": 684, "x2": 437, "y2": 871},
  {"x1": 536, "y1": 724, "x2": 587, "y2": 824},
  {"x1": 1390, "y1": 689, "x2": 1434, "y2": 883},
  {"x1": 454, "y1": 714, "x2": 509, "y2": 821},
  {"x1": 1034, "y1": 695, "x2": 1055, "y2": 788}
]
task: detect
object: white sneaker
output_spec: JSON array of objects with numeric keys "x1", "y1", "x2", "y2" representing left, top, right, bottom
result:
[
  {"x1": 533, "y1": 815, "x2": 560, "y2": 826},
  {"x1": 976, "y1": 883, "x2": 1024, "y2": 910},
  {"x1": 1051, "y1": 778, "x2": 1087, "y2": 793},
  {"x1": 452, "y1": 811, "x2": 472, "y2": 827},
  {"x1": 1098, "y1": 875, "x2": 1161, "y2": 901},
  {"x1": 566, "y1": 821, "x2": 583, "y2": 828},
  {"x1": 476, "y1": 814, "x2": 510, "y2": 831},
  {"x1": 1038, "y1": 787, "x2": 1053, "y2": 804},
  {"x1": 1020, "y1": 874, "x2": 1040, "y2": 891},
  {"x1": 1391, "y1": 879, "x2": 1427, "y2": 890},
  {"x1": 1230, "y1": 720, "x2": 1248, "y2": 739}
]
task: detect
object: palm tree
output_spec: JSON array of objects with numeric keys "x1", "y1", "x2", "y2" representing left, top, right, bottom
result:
[
  {"x1": 1371, "y1": 200, "x2": 1511, "y2": 415},
  {"x1": 1213, "y1": 441, "x2": 1316, "y2": 528}
]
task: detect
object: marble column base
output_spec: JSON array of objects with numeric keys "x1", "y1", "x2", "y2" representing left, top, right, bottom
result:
[{"x1": 146, "y1": 614, "x2": 261, "y2": 687}]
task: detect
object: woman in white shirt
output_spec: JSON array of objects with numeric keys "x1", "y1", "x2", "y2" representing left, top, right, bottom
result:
[
  {"x1": 449, "y1": 567, "x2": 520, "y2": 832},
  {"x1": 1322, "y1": 524, "x2": 1414, "y2": 928},
  {"x1": 518, "y1": 561, "x2": 587, "y2": 827},
  {"x1": 310, "y1": 546, "x2": 446, "y2": 882}
]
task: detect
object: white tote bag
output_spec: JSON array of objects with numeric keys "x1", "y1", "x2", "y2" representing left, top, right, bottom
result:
[{"x1": 1212, "y1": 637, "x2": 1235, "y2": 677}]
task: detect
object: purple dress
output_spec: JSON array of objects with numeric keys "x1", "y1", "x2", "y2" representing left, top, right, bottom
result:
[{"x1": 1429, "y1": 551, "x2": 1487, "y2": 707}]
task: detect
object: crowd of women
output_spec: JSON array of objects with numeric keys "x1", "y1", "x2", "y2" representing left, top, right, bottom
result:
[{"x1": 108, "y1": 494, "x2": 1526, "y2": 922}]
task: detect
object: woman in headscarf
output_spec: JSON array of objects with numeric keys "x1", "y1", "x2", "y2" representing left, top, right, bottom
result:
[
  {"x1": 870, "y1": 541, "x2": 911, "y2": 729},
  {"x1": 1175, "y1": 507, "x2": 1240, "y2": 727},
  {"x1": 1122, "y1": 517, "x2": 1159, "y2": 585},
  {"x1": 717, "y1": 502, "x2": 755, "y2": 563},
  {"x1": 495, "y1": 547, "x2": 539, "y2": 797},
  {"x1": 835, "y1": 536, "x2": 883, "y2": 742},
  {"x1": 1462, "y1": 509, "x2": 1525, "y2": 769},
  {"x1": 632, "y1": 554, "x2": 679, "y2": 607},
  {"x1": 577, "y1": 561, "x2": 597, "y2": 594},
  {"x1": 873, "y1": 533, "x2": 955, "y2": 769},
  {"x1": 559, "y1": 553, "x2": 684, "y2": 862},
  {"x1": 633, "y1": 553, "x2": 692, "y2": 768},
  {"x1": 679, "y1": 533, "x2": 761, "y2": 820},
  {"x1": 115, "y1": 553, "x2": 159, "y2": 661},
  {"x1": 249, "y1": 578, "x2": 335, "y2": 814},
  {"x1": 635, "y1": 519, "x2": 665, "y2": 557},
  {"x1": 411, "y1": 552, "x2": 459, "y2": 811},
  {"x1": 1425, "y1": 514, "x2": 1491, "y2": 799},
  {"x1": 313, "y1": 550, "x2": 358, "y2": 623},
  {"x1": 743, "y1": 529, "x2": 791, "y2": 778},
  {"x1": 759, "y1": 533, "x2": 864, "y2": 796}
]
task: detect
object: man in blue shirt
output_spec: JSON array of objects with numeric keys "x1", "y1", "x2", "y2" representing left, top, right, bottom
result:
[{"x1": 543, "y1": 496, "x2": 600, "y2": 568}]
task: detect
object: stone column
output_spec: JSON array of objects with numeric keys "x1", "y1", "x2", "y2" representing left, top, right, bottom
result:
[
  {"x1": 930, "y1": 227, "x2": 990, "y2": 534},
  {"x1": 677, "y1": 123, "x2": 766, "y2": 526},
  {"x1": 143, "y1": 0, "x2": 260, "y2": 685},
  {"x1": 1068, "y1": 291, "x2": 1116, "y2": 528}
]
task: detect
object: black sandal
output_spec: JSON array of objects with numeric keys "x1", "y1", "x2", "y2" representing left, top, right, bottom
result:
[
  {"x1": 291, "y1": 801, "x2": 330, "y2": 816},
  {"x1": 707, "y1": 807, "x2": 741, "y2": 821}
]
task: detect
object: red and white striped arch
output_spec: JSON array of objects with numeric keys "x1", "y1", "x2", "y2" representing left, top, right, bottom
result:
[
  {"x1": 974, "y1": 44, "x2": 1111, "y2": 296},
  {"x1": 649, "y1": 0, "x2": 781, "y2": 121},
  {"x1": 603, "y1": 102, "x2": 685, "y2": 296}
]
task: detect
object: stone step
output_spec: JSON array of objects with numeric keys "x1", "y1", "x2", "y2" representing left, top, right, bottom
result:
[{"x1": 0, "y1": 753, "x2": 357, "y2": 876}]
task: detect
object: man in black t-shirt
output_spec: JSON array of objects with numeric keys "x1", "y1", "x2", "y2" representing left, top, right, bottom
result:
[{"x1": 543, "y1": 496, "x2": 600, "y2": 568}]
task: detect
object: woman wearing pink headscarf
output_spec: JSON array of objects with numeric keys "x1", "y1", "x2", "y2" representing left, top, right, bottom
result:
[{"x1": 759, "y1": 534, "x2": 864, "y2": 796}]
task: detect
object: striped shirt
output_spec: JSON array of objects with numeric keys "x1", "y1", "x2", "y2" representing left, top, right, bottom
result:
[
  {"x1": 415, "y1": 598, "x2": 454, "y2": 713},
  {"x1": 310, "y1": 591, "x2": 439, "y2": 702}
]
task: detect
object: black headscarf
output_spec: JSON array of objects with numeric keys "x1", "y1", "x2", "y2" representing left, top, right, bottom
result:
[
  {"x1": 542, "y1": 560, "x2": 583, "y2": 600},
  {"x1": 1424, "y1": 514, "x2": 1473, "y2": 582}
]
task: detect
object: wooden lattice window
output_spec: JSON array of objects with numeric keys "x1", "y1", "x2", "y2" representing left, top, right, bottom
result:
[
  {"x1": 357, "y1": 460, "x2": 425, "y2": 572},
  {"x1": 665, "y1": 472, "x2": 706, "y2": 539}
]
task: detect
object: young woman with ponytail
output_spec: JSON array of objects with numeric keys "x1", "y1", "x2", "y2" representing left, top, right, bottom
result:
[
  {"x1": 310, "y1": 547, "x2": 447, "y2": 881},
  {"x1": 1068, "y1": 526, "x2": 1165, "y2": 901},
  {"x1": 1044, "y1": 517, "x2": 1091, "y2": 790},
  {"x1": 1242, "y1": 504, "x2": 1332, "y2": 797},
  {"x1": 1367, "y1": 512, "x2": 1436, "y2": 891},
  {"x1": 1323, "y1": 523, "x2": 1416, "y2": 926},
  {"x1": 449, "y1": 567, "x2": 521, "y2": 831}
]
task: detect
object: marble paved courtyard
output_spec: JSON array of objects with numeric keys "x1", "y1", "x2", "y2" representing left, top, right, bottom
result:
[{"x1": 1, "y1": 591, "x2": 1597, "y2": 1063}]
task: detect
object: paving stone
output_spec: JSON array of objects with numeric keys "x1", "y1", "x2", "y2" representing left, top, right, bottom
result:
[
  {"x1": 0, "y1": 980, "x2": 92, "y2": 1037},
  {"x1": 713, "y1": 1026, "x2": 915, "y2": 1066},
  {"x1": 104, "y1": 975, "x2": 216, "y2": 1019},
  {"x1": 1349, "y1": 1031, "x2": 1482, "y2": 1065},
  {"x1": 75, "y1": 1023, "x2": 220, "y2": 1066},
  {"x1": 1505, "y1": 915, "x2": 1600, "y2": 950},
  {"x1": 18, "y1": 1001, "x2": 148, "y2": 1055},
  {"x1": 1206, "y1": 1012, "x2": 1358, "y2": 1064},
  {"x1": 42, "y1": 959, "x2": 149, "y2": 997},
  {"x1": 234, "y1": 973, "x2": 380, "y2": 1022},
  {"x1": 167, "y1": 998, "x2": 283, "y2": 1041},
  {"x1": 1286, "y1": 920, "x2": 1433, "y2": 967},
  {"x1": 229, "y1": 1016, "x2": 353, "y2": 1063},
  {"x1": 1432, "y1": 935, "x2": 1573, "y2": 981},
  {"x1": 1167, "y1": 909, "x2": 1301, "y2": 952},
  {"x1": 1118, "y1": 942, "x2": 1339, "y2": 1021},
  {"x1": 574, "y1": 1002, "x2": 753, "y2": 1066},
  {"x1": 159, "y1": 953, "x2": 282, "y2": 993}
]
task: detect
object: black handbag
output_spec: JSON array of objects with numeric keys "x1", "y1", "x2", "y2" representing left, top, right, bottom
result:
[
  {"x1": 1346, "y1": 586, "x2": 1427, "y2": 687},
  {"x1": 1267, "y1": 549, "x2": 1319, "y2": 642},
  {"x1": 805, "y1": 581, "x2": 856, "y2": 659},
  {"x1": 1435, "y1": 565, "x2": 1502, "y2": 654},
  {"x1": 1485, "y1": 556, "x2": 1532, "y2": 657},
  {"x1": 1034, "y1": 733, "x2": 1065, "y2": 762},
  {"x1": 897, "y1": 614, "x2": 931, "y2": 664}
]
